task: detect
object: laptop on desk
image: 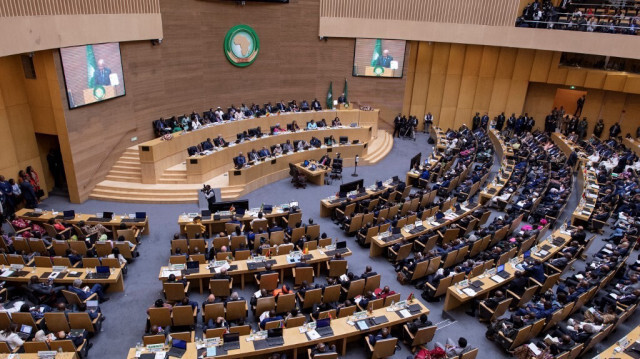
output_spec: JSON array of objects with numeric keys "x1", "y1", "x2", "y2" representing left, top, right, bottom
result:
[
  {"x1": 221, "y1": 332, "x2": 240, "y2": 351},
  {"x1": 334, "y1": 241, "x2": 348, "y2": 254},
  {"x1": 201, "y1": 210, "x2": 211, "y2": 219},
  {"x1": 266, "y1": 328, "x2": 284, "y2": 347},
  {"x1": 17, "y1": 324, "x2": 32, "y2": 340},
  {"x1": 92, "y1": 265, "x2": 111, "y2": 279},
  {"x1": 182, "y1": 261, "x2": 200, "y2": 274},
  {"x1": 62, "y1": 210, "x2": 75, "y2": 220},
  {"x1": 315, "y1": 318, "x2": 334, "y2": 337}
]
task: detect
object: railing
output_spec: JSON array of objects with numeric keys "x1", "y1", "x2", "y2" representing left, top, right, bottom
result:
[
  {"x1": 320, "y1": 0, "x2": 519, "y2": 27},
  {"x1": 0, "y1": 0, "x2": 161, "y2": 17}
]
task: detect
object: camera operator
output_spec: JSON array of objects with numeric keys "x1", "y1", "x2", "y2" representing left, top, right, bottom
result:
[{"x1": 202, "y1": 184, "x2": 216, "y2": 212}]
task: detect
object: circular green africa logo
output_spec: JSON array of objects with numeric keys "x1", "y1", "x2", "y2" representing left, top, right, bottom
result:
[{"x1": 224, "y1": 24, "x2": 260, "y2": 67}]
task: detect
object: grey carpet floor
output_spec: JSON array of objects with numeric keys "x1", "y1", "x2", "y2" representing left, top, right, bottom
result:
[{"x1": 8, "y1": 132, "x2": 639, "y2": 359}]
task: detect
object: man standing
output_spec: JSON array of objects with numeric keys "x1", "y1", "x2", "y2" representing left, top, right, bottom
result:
[
  {"x1": 578, "y1": 118, "x2": 589, "y2": 139},
  {"x1": 377, "y1": 49, "x2": 393, "y2": 68},
  {"x1": 203, "y1": 185, "x2": 216, "y2": 212},
  {"x1": 593, "y1": 119, "x2": 604, "y2": 138},
  {"x1": 93, "y1": 59, "x2": 112, "y2": 86},
  {"x1": 496, "y1": 112, "x2": 505, "y2": 131},
  {"x1": 472, "y1": 113, "x2": 481, "y2": 131},
  {"x1": 481, "y1": 113, "x2": 489, "y2": 130},
  {"x1": 424, "y1": 112, "x2": 433, "y2": 134},
  {"x1": 393, "y1": 113, "x2": 402, "y2": 138},
  {"x1": 575, "y1": 95, "x2": 586, "y2": 117}
]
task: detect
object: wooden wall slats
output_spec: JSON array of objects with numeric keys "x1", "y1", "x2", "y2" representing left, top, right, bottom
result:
[
  {"x1": 319, "y1": 0, "x2": 518, "y2": 26},
  {"x1": 0, "y1": 0, "x2": 160, "y2": 16}
]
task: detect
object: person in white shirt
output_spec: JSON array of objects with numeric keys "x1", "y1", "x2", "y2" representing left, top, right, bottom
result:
[
  {"x1": 0, "y1": 327, "x2": 24, "y2": 351},
  {"x1": 108, "y1": 247, "x2": 127, "y2": 267},
  {"x1": 251, "y1": 212, "x2": 268, "y2": 230}
]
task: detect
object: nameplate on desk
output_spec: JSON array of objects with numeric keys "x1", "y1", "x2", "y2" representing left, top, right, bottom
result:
[
  {"x1": 190, "y1": 159, "x2": 198, "y2": 164},
  {"x1": 234, "y1": 171, "x2": 241, "y2": 176},
  {"x1": 271, "y1": 159, "x2": 276, "y2": 164},
  {"x1": 327, "y1": 148, "x2": 332, "y2": 152},
  {"x1": 140, "y1": 146, "x2": 150, "y2": 152}
]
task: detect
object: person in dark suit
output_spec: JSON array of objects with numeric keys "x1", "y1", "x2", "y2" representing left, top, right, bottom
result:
[
  {"x1": 67, "y1": 279, "x2": 108, "y2": 302},
  {"x1": 360, "y1": 266, "x2": 377, "y2": 279},
  {"x1": 248, "y1": 149, "x2": 260, "y2": 162},
  {"x1": 508, "y1": 271, "x2": 529, "y2": 296},
  {"x1": 29, "y1": 276, "x2": 64, "y2": 297},
  {"x1": 94, "y1": 59, "x2": 112, "y2": 86},
  {"x1": 377, "y1": 50, "x2": 393, "y2": 68},
  {"x1": 213, "y1": 135, "x2": 228, "y2": 147},
  {"x1": 407, "y1": 314, "x2": 432, "y2": 334},
  {"x1": 337, "y1": 93, "x2": 346, "y2": 104},
  {"x1": 256, "y1": 263, "x2": 276, "y2": 281},
  {"x1": 234, "y1": 152, "x2": 246, "y2": 169},
  {"x1": 523, "y1": 260, "x2": 546, "y2": 283},
  {"x1": 571, "y1": 226, "x2": 587, "y2": 246},
  {"x1": 368, "y1": 327, "x2": 391, "y2": 345},
  {"x1": 311, "y1": 98, "x2": 322, "y2": 111}
]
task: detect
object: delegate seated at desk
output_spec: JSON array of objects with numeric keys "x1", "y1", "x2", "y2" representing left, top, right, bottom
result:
[
  {"x1": 290, "y1": 121, "x2": 301, "y2": 132},
  {"x1": 213, "y1": 135, "x2": 228, "y2": 147},
  {"x1": 259, "y1": 146, "x2": 271, "y2": 158},
  {"x1": 332, "y1": 117, "x2": 342, "y2": 127},
  {"x1": 234, "y1": 152, "x2": 247, "y2": 169},
  {"x1": 307, "y1": 120, "x2": 318, "y2": 130},
  {"x1": 311, "y1": 98, "x2": 322, "y2": 111},
  {"x1": 283, "y1": 140, "x2": 294, "y2": 153},
  {"x1": 248, "y1": 149, "x2": 260, "y2": 162},
  {"x1": 300, "y1": 100, "x2": 310, "y2": 112}
]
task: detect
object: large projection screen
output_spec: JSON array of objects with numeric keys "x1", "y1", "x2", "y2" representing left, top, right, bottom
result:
[{"x1": 60, "y1": 42, "x2": 126, "y2": 109}]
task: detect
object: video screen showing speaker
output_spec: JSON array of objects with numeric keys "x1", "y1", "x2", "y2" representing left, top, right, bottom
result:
[
  {"x1": 353, "y1": 38, "x2": 406, "y2": 78},
  {"x1": 60, "y1": 43, "x2": 126, "y2": 109}
]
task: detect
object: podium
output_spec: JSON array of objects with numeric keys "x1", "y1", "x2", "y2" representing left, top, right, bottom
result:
[
  {"x1": 83, "y1": 85, "x2": 115, "y2": 104},
  {"x1": 364, "y1": 66, "x2": 396, "y2": 77}
]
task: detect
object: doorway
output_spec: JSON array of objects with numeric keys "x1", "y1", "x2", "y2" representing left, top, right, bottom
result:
[
  {"x1": 552, "y1": 88, "x2": 588, "y2": 118},
  {"x1": 35, "y1": 134, "x2": 68, "y2": 197}
]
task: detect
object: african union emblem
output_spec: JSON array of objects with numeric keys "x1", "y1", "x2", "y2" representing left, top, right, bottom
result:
[{"x1": 224, "y1": 24, "x2": 260, "y2": 67}]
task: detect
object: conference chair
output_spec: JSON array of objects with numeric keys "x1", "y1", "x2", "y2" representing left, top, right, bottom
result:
[
  {"x1": 254, "y1": 296, "x2": 276, "y2": 319},
  {"x1": 164, "y1": 282, "x2": 190, "y2": 303},
  {"x1": 293, "y1": 267, "x2": 314, "y2": 287},
  {"x1": 24, "y1": 341, "x2": 50, "y2": 353},
  {"x1": 285, "y1": 315, "x2": 306, "y2": 328},
  {"x1": 275, "y1": 292, "x2": 296, "y2": 314},
  {"x1": 478, "y1": 297, "x2": 512, "y2": 322},
  {"x1": 143, "y1": 335, "x2": 166, "y2": 346},
  {"x1": 322, "y1": 284, "x2": 341, "y2": 304},
  {"x1": 148, "y1": 307, "x2": 172, "y2": 328},
  {"x1": 327, "y1": 259, "x2": 348, "y2": 278},
  {"x1": 255, "y1": 272, "x2": 279, "y2": 291},
  {"x1": 403, "y1": 325, "x2": 436, "y2": 352},
  {"x1": 69, "y1": 312, "x2": 102, "y2": 335},
  {"x1": 205, "y1": 328, "x2": 225, "y2": 339},
  {"x1": 52, "y1": 239, "x2": 70, "y2": 256},
  {"x1": 228, "y1": 325, "x2": 251, "y2": 336},
  {"x1": 49, "y1": 339, "x2": 87, "y2": 359},
  {"x1": 459, "y1": 348, "x2": 479, "y2": 359},
  {"x1": 337, "y1": 305, "x2": 356, "y2": 318},
  {"x1": 297, "y1": 287, "x2": 322, "y2": 310},
  {"x1": 0, "y1": 341, "x2": 16, "y2": 354},
  {"x1": 365, "y1": 336, "x2": 398, "y2": 359},
  {"x1": 225, "y1": 300, "x2": 248, "y2": 322},
  {"x1": 172, "y1": 305, "x2": 197, "y2": 330},
  {"x1": 171, "y1": 332, "x2": 195, "y2": 342},
  {"x1": 289, "y1": 164, "x2": 307, "y2": 189},
  {"x1": 62, "y1": 290, "x2": 98, "y2": 309},
  {"x1": 209, "y1": 278, "x2": 232, "y2": 298}
]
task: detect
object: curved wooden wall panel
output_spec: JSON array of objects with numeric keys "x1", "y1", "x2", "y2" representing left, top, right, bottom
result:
[
  {"x1": 0, "y1": 0, "x2": 162, "y2": 57},
  {"x1": 320, "y1": 0, "x2": 518, "y2": 26}
]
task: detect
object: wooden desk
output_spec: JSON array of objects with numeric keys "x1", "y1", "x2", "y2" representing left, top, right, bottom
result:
[
  {"x1": 228, "y1": 142, "x2": 366, "y2": 187},
  {"x1": 127, "y1": 299, "x2": 429, "y2": 359},
  {"x1": 178, "y1": 206, "x2": 293, "y2": 235},
  {"x1": 139, "y1": 110, "x2": 378, "y2": 183},
  {"x1": 571, "y1": 169, "x2": 599, "y2": 226},
  {"x1": 294, "y1": 161, "x2": 331, "y2": 186},
  {"x1": 443, "y1": 228, "x2": 573, "y2": 311},
  {"x1": 319, "y1": 183, "x2": 395, "y2": 218},
  {"x1": 0, "y1": 354, "x2": 77, "y2": 359},
  {"x1": 406, "y1": 129, "x2": 445, "y2": 187},
  {"x1": 552, "y1": 132, "x2": 588, "y2": 168},
  {"x1": 0, "y1": 265, "x2": 124, "y2": 292},
  {"x1": 158, "y1": 247, "x2": 352, "y2": 291},
  {"x1": 15, "y1": 208, "x2": 150, "y2": 239},
  {"x1": 479, "y1": 129, "x2": 514, "y2": 205},
  {"x1": 369, "y1": 202, "x2": 480, "y2": 257},
  {"x1": 597, "y1": 324, "x2": 640, "y2": 358}
]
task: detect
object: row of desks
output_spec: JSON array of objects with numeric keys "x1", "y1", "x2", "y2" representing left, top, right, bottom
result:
[
  {"x1": 177, "y1": 206, "x2": 292, "y2": 235},
  {"x1": 15, "y1": 208, "x2": 150, "y2": 239},
  {"x1": 127, "y1": 298, "x2": 429, "y2": 359},
  {"x1": 479, "y1": 129, "x2": 515, "y2": 205},
  {"x1": 228, "y1": 141, "x2": 366, "y2": 187},
  {"x1": 0, "y1": 263, "x2": 125, "y2": 292},
  {"x1": 139, "y1": 109, "x2": 378, "y2": 183},
  {"x1": 443, "y1": 227, "x2": 573, "y2": 311},
  {"x1": 369, "y1": 201, "x2": 480, "y2": 257},
  {"x1": 597, "y1": 323, "x2": 640, "y2": 358},
  {"x1": 319, "y1": 182, "x2": 396, "y2": 218},
  {"x1": 406, "y1": 128, "x2": 446, "y2": 186},
  {"x1": 571, "y1": 169, "x2": 600, "y2": 226},
  {"x1": 158, "y1": 247, "x2": 352, "y2": 291}
]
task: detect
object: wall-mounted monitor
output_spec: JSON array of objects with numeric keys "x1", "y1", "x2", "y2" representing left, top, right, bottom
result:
[
  {"x1": 353, "y1": 38, "x2": 406, "y2": 78},
  {"x1": 60, "y1": 42, "x2": 126, "y2": 109}
]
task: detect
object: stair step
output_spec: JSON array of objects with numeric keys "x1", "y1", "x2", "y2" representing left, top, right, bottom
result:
[
  {"x1": 116, "y1": 159, "x2": 141, "y2": 165},
  {"x1": 112, "y1": 163, "x2": 141, "y2": 170},
  {"x1": 89, "y1": 193, "x2": 197, "y2": 204},
  {"x1": 92, "y1": 189, "x2": 196, "y2": 199},
  {"x1": 104, "y1": 175, "x2": 142, "y2": 183}
]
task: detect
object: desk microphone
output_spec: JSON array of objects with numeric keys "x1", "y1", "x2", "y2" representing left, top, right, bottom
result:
[{"x1": 352, "y1": 155, "x2": 359, "y2": 177}]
